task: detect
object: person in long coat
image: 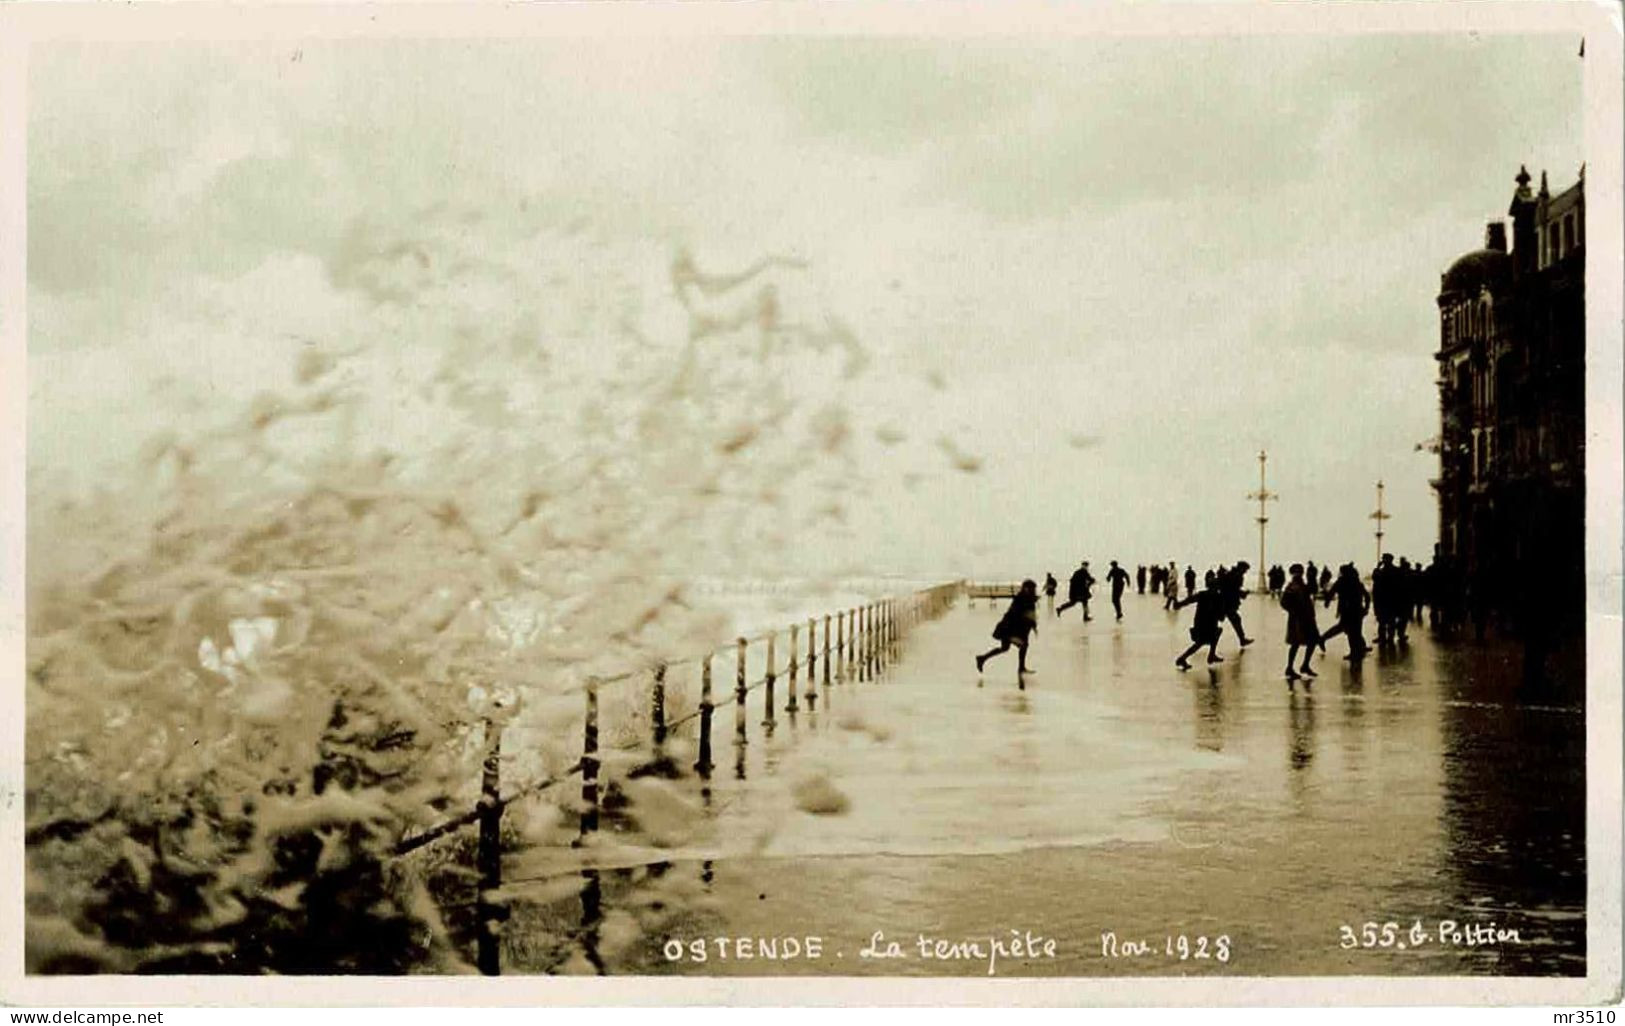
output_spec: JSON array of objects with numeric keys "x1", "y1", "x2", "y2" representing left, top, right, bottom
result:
[
  {"x1": 1173, "y1": 585, "x2": 1227, "y2": 670},
  {"x1": 1319, "y1": 563, "x2": 1371, "y2": 659},
  {"x1": 1055, "y1": 561, "x2": 1095, "y2": 621},
  {"x1": 1280, "y1": 563, "x2": 1320, "y2": 683},
  {"x1": 977, "y1": 579, "x2": 1040, "y2": 676}
]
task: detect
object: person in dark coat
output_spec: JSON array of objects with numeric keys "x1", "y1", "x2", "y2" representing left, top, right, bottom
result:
[
  {"x1": 1267, "y1": 564, "x2": 1286, "y2": 597},
  {"x1": 1305, "y1": 560, "x2": 1319, "y2": 598},
  {"x1": 1318, "y1": 565, "x2": 1333, "y2": 596},
  {"x1": 1135, "y1": 564, "x2": 1147, "y2": 595},
  {"x1": 1280, "y1": 564, "x2": 1319, "y2": 683},
  {"x1": 1173, "y1": 585, "x2": 1226, "y2": 669},
  {"x1": 1219, "y1": 561, "x2": 1254, "y2": 648},
  {"x1": 1318, "y1": 563, "x2": 1371, "y2": 659},
  {"x1": 1394, "y1": 557, "x2": 1414, "y2": 641},
  {"x1": 1184, "y1": 565, "x2": 1196, "y2": 596},
  {"x1": 976, "y1": 579, "x2": 1039, "y2": 676},
  {"x1": 1108, "y1": 560, "x2": 1131, "y2": 620},
  {"x1": 1042, "y1": 572, "x2": 1058, "y2": 615},
  {"x1": 1055, "y1": 561, "x2": 1095, "y2": 621},
  {"x1": 1372, "y1": 554, "x2": 1401, "y2": 645},
  {"x1": 1409, "y1": 558, "x2": 1427, "y2": 624}
]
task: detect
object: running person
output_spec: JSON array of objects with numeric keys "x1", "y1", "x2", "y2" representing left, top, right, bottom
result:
[
  {"x1": 1319, "y1": 563, "x2": 1371, "y2": 660},
  {"x1": 1173, "y1": 585, "x2": 1227, "y2": 669},
  {"x1": 1107, "y1": 560, "x2": 1131, "y2": 620},
  {"x1": 1055, "y1": 561, "x2": 1095, "y2": 621},
  {"x1": 1220, "y1": 562, "x2": 1254, "y2": 648},
  {"x1": 976, "y1": 579, "x2": 1040, "y2": 676}
]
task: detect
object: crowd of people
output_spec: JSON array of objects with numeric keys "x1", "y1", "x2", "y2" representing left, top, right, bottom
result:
[{"x1": 973, "y1": 546, "x2": 1475, "y2": 686}]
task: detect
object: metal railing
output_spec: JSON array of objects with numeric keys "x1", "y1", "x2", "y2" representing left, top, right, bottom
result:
[{"x1": 392, "y1": 579, "x2": 962, "y2": 975}]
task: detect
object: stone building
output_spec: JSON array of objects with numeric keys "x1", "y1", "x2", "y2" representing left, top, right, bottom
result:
[{"x1": 1434, "y1": 165, "x2": 1585, "y2": 634}]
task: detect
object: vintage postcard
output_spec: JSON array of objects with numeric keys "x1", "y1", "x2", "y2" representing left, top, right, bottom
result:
[{"x1": 1, "y1": 0, "x2": 1620, "y2": 1008}]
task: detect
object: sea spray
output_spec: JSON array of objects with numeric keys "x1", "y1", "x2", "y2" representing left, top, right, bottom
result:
[{"x1": 25, "y1": 207, "x2": 879, "y2": 972}]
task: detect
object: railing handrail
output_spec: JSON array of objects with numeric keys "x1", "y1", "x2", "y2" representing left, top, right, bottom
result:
[
  {"x1": 395, "y1": 579, "x2": 960, "y2": 852},
  {"x1": 394, "y1": 578, "x2": 962, "y2": 974}
]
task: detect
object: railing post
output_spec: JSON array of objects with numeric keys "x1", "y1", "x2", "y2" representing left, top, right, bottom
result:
[
  {"x1": 871, "y1": 603, "x2": 880, "y2": 675},
  {"x1": 880, "y1": 600, "x2": 889, "y2": 664},
  {"x1": 476, "y1": 718, "x2": 503, "y2": 976},
  {"x1": 735, "y1": 637, "x2": 748, "y2": 746},
  {"x1": 874, "y1": 603, "x2": 883, "y2": 673},
  {"x1": 858, "y1": 605, "x2": 868, "y2": 681},
  {"x1": 787, "y1": 625, "x2": 800, "y2": 713},
  {"x1": 853, "y1": 607, "x2": 861, "y2": 679},
  {"x1": 763, "y1": 631, "x2": 777, "y2": 729},
  {"x1": 822, "y1": 614, "x2": 832, "y2": 687},
  {"x1": 651, "y1": 661, "x2": 668, "y2": 751},
  {"x1": 806, "y1": 617, "x2": 817, "y2": 691},
  {"x1": 695, "y1": 656, "x2": 714, "y2": 777},
  {"x1": 863, "y1": 605, "x2": 873, "y2": 681},
  {"x1": 835, "y1": 611, "x2": 845, "y2": 683},
  {"x1": 581, "y1": 677, "x2": 600, "y2": 837}
]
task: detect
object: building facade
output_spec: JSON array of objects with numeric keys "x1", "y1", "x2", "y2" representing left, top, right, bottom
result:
[{"x1": 1434, "y1": 165, "x2": 1585, "y2": 634}]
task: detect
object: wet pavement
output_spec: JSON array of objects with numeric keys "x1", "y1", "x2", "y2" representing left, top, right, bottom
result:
[{"x1": 502, "y1": 593, "x2": 1586, "y2": 977}]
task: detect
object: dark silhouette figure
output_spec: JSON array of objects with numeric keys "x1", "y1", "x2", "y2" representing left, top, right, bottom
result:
[
  {"x1": 1173, "y1": 586, "x2": 1226, "y2": 669},
  {"x1": 1219, "y1": 561, "x2": 1254, "y2": 648},
  {"x1": 1280, "y1": 563, "x2": 1320, "y2": 684},
  {"x1": 1108, "y1": 561, "x2": 1131, "y2": 620},
  {"x1": 1055, "y1": 561, "x2": 1095, "y2": 621},
  {"x1": 1392, "y1": 557, "x2": 1414, "y2": 642},
  {"x1": 1305, "y1": 560, "x2": 1319, "y2": 598},
  {"x1": 1042, "y1": 572, "x2": 1057, "y2": 615},
  {"x1": 1268, "y1": 564, "x2": 1286, "y2": 597},
  {"x1": 1372, "y1": 554, "x2": 1403, "y2": 645},
  {"x1": 1319, "y1": 566, "x2": 1333, "y2": 596},
  {"x1": 1135, "y1": 564, "x2": 1147, "y2": 595},
  {"x1": 1318, "y1": 563, "x2": 1371, "y2": 659},
  {"x1": 1184, "y1": 565, "x2": 1196, "y2": 596},
  {"x1": 977, "y1": 579, "x2": 1039, "y2": 676},
  {"x1": 1426, "y1": 544, "x2": 1461, "y2": 632}
]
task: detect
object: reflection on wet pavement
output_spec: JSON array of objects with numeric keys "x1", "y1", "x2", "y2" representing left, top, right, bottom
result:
[{"x1": 504, "y1": 595, "x2": 1585, "y2": 977}]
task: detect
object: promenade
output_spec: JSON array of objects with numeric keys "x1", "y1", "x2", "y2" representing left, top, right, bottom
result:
[{"x1": 496, "y1": 591, "x2": 1586, "y2": 977}]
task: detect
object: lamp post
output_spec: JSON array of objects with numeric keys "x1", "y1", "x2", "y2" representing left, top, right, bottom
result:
[
  {"x1": 1370, "y1": 479, "x2": 1391, "y2": 565},
  {"x1": 1245, "y1": 450, "x2": 1277, "y2": 592}
]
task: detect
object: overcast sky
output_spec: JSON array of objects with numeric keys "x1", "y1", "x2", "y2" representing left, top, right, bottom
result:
[{"x1": 29, "y1": 33, "x2": 1584, "y2": 580}]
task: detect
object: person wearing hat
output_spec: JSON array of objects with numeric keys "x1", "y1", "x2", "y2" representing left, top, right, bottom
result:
[
  {"x1": 1107, "y1": 560, "x2": 1131, "y2": 620},
  {"x1": 1219, "y1": 561, "x2": 1254, "y2": 649},
  {"x1": 1319, "y1": 563, "x2": 1371, "y2": 660},
  {"x1": 1055, "y1": 560, "x2": 1095, "y2": 621},
  {"x1": 1280, "y1": 563, "x2": 1320, "y2": 684},
  {"x1": 1173, "y1": 581, "x2": 1227, "y2": 670}
]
